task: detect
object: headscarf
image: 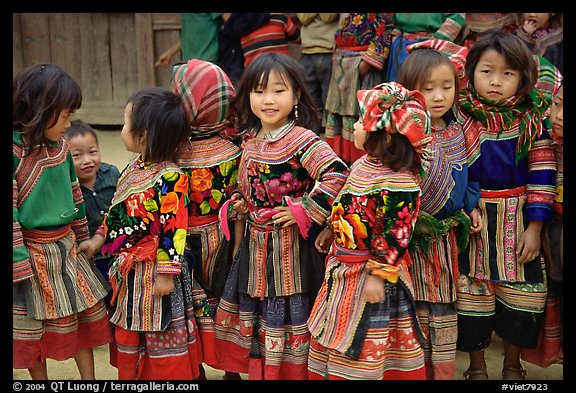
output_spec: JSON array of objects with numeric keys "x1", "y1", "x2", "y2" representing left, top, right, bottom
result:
[
  {"x1": 458, "y1": 82, "x2": 550, "y2": 164},
  {"x1": 172, "y1": 59, "x2": 239, "y2": 140},
  {"x1": 406, "y1": 39, "x2": 469, "y2": 89},
  {"x1": 357, "y1": 81, "x2": 432, "y2": 176},
  {"x1": 357, "y1": 82, "x2": 431, "y2": 153}
]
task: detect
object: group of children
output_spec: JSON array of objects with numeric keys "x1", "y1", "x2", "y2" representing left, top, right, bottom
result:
[{"x1": 13, "y1": 21, "x2": 562, "y2": 382}]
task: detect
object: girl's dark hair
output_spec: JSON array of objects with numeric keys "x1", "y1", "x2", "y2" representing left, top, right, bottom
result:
[
  {"x1": 231, "y1": 52, "x2": 319, "y2": 131},
  {"x1": 64, "y1": 120, "x2": 99, "y2": 145},
  {"x1": 397, "y1": 48, "x2": 459, "y2": 122},
  {"x1": 13, "y1": 63, "x2": 82, "y2": 153},
  {"x1": 126, "y1": 87, "x2": 189, "y2": 163},
  {"x1": 465, "y1": 29, "x2": 536, "y2": 97},
  {"x1": 363, "y1": 130, "x2": 417, "y2": 173}
]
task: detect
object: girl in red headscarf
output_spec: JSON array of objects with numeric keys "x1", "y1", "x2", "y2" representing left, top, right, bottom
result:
[
  {"x1": 307, "y1": 81, "x2": 431, "y2": 380},
  {"x1": 171, "y1": 59, "x2": 245, "y2": 380}
]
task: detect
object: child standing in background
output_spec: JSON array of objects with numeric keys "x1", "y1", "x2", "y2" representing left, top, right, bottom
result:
[
  {"x1": 323, "y1": 13, "x2": 395, "y2": 165},
  {"x1": 213, "y1": 52, "x2": 349, "y2": 380},
  {"x1": 13, "y1": 63, "x2": 112, "y2": 379},
  {"x1": 296, "y1": 13, "x2": 340, "y2": 135},
  {"x1": 171, "y1": 58, "x2": 244, "y2": 380},
  {"x1": 240, "y1": 13, "x2": 300, "y2": 68},
  {"x1": 512, "y1": 13, "x2": 563, "y2": 75},
  {"x1": 454, "y1": 29, "x2": 556, "y2": 381},
  {"x1": 397, "y1": 39, "x2": 480, "y2": 380},
  {"x1": 65, "y1": 120, "x2": 120, "y2": 304},
  {"x1": 83, "y1": 87, "x2": 202, "y2": 380},
  {"x1": 307, "y1": 82, "x2": 430, "y2": 380},
  {"x1": 521, "y1": 82, "x2": 563, "y2": 368},
  {"x1": 385, "y1": 13, "x2": 466, "y2": 82}
]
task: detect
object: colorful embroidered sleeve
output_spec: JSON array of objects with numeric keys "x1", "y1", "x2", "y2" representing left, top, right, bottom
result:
[
  {"x1": 296, "y1": 139, "x2": 349, "y2": 231},
  {"x1": 361, "y1": 13, "x2": 395, "y2": 70},
  {"x1": 432, "y1": 13, "x2": 466, "y2": 42},
  {"x1": 12, "y1": 162, "x2": 32, "y2": 283},
  {"x1": 333, "y1": 189, "x2": 419, "y2": 267},
  {"x1": 156, "y1": 172, "x2": 189, "y2": 274},
  {"x1": 526, "y1": 131, "x2": 556, "y2": 221}
]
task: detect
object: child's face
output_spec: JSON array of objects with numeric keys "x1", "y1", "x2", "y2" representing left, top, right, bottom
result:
[
  {"x1": 121, "y1": 103, "x2": 146, "y2": 155},
  {"x1": 249, "y1": 70, "x2": 298, "y2": 133},
  {"x1": 67, "y1": 133, "x2": 101, "y2": 185},
  {"x1": 473, "y1": 49, "x2": 521, "y2": 101},
  {"x1": 420, "y1": 63, "x2": 456, "y2": 125},
  {"x1": 45, "y1": 110, "x2": 74, "y2": 142},
  {"x1": 521, "y1": 13, "x2": 551, "y2": 29},
  {"x1": 550, "y1": 85, "x2": 563, "y2": 138},
  {"x1": 353, "y1": 119, "x2": 368, "y2": 151}
]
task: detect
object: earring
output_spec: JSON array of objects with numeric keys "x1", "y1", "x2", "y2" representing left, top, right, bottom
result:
[{"x1": 294, "y1": 104, "x2": 299, "y2": 120}]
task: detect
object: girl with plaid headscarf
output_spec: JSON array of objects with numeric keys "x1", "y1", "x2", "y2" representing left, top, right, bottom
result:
[
  {"x1": 307, "y1": 81, "x2": 431, "y2": 380},
  {"x1": 454, "y1": 29, "x2": 556, "y2": 381},
  {"x1": 171, "y1": 59, "x2": 245, "y2": 380}
]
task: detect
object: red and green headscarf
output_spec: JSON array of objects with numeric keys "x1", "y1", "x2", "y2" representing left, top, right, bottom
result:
[
  {"x1": 357, "y1": 82, "x2": 432, "y2": 176},
  {"x1": 357, "y1": 82, "x2": 431, "y2": 153},
  {"x1": 172, "y1": 59, "x2": 239, "y2": 140}
]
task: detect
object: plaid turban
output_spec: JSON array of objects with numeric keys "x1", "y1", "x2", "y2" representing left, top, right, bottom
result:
[
  {"x1": 357, "y1": 81, "x2": 431, "y2": 157},
  {"x1": 172, "y1": 59, "x2": 238, "y2": 140},
  {"x1": 406, "y1": 39, "x2": 469, "y2": 88}
]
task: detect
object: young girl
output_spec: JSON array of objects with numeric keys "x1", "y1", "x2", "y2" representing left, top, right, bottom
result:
[
  {"x1": 213, "y1": 52, "x2": 349, "y2": 380},
  {"x1": 13, "y1": 63, "x2": 112, "y2": 379},
  {"x1": 397, "y1": 39, "x2": 480, "y2": 380},
  {"x1": 454, "y1": 29, "x2": 556, "y2": 381},
  {"x1": 323, "y1": 13, "x2": 395, "y2": 165},
  {"x1": 307, "y1": 81, "x2": 430, "y2": 380},
  {"x1": 171, "y1": 58, "x2": 244, "y2": 380},
  {"x1": 521, "y1": 82, "x2": 563, "y2": 368},
  {"x1": 84, "y1": 87, "x2": 202, "y2": 380}
]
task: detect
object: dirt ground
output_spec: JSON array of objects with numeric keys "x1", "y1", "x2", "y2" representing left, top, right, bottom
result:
[{"x1": 12, "y1": 130, "x2": 563, "y2": 381}]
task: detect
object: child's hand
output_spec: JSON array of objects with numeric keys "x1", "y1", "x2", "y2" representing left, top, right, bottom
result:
[
  {"x1": 315, "y1": 226, "x2": 334, "y2": 254},
  {"x1": 363, "y1": 274, "x2": 386, "y2": 303},
  {"x1": 231, "y1": 193, "x2": 248, "y2": 214},
  {"x1": 517, "y1": 221, "x2": 543, "y2": 264},
  {"x1": 78, "y1": 234, "x2": 105, "y2": 259},
  {"x1": 272, "y1": 206, "x2": 296, "y2": 228},
  {"x1": 469, "y1": 207, "x2": 483, "y2": 234},
  {"x1": 522, "y1": 19, "x2": 538, "y2": 35},
  {"x1": 153, "y1": 273, "x2": 175, "y2": 296}
]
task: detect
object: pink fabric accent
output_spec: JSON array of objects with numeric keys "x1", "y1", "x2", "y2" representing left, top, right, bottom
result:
[
  {"x1": 284, "y1": 197, "x2": 312, "y2": 239},
  {"x1": 219, "y1": 199, "x2": 232, "y2": 241}
]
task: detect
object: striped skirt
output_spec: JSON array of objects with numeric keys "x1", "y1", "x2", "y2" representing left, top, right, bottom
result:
[
  {"x1": 112, "y1": 261, "x2": 211, "y2": 380},
  {"x1": 13, "y1": 226, "x2": 112, "y2": 368},
  {"x1": 213, "y1": 255, "x2": 313, "y2": 380},
  {"x1": 308, "y1": 282, "x2": 426, "y2": 380}
]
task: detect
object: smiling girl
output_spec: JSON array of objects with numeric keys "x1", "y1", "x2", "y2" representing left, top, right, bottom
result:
[{"x1": 212, "y1": 52, "x2": 349, "y2": 379}]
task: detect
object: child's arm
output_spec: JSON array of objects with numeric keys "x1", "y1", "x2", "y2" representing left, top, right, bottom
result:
[
  {"x1": 78, "y1": 233, "x2": 105, "y2": 259},
  {"x1": 517, "y1": 220, "x2": 544, "y2": 264},
  {"x1": 233, "y1": 218, "x2": 246, "y2": 256}
]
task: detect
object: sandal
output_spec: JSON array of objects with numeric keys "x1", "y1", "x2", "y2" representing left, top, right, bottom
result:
[
  {"x1": 463, "y1": 368, "x2": 489, "y2": 380},
  {"x1": 502, "y1": 366, "x2": 526, "y2": 380}
]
